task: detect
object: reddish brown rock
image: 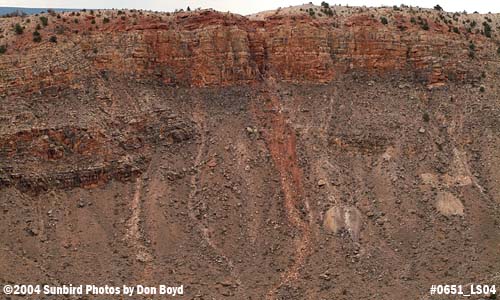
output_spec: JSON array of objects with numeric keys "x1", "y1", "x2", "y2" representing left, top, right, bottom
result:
[{"x1": 0, "y1": 9, "x2": 493, "y2": 94}]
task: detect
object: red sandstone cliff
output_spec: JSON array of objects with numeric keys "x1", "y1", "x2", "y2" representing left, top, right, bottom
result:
[{"x1": 0, "y1": 8, "x2": 497, "y2": 95}]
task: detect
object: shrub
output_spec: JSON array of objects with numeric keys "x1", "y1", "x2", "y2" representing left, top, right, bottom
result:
[
  {"x1": 103, "y1": 17, "x2": 110, "y2": 23},
  {"x1": 470, "y1": 20, "x2": 477, "y2": 28},
  {"x1": 14, "y1": 23, "x2": 24, "y2": 35},
  {"x1": 434, "y1": 4, "x2": 443, "y2": 11},
  {"x1": 39, "y1": 16, "x2": 48, "y2": 26},
  {"x1": 36, "y1": 24, "x2": 41, "y2": 30},
  {"x1": 483, "y1": 22, "x2": 492, "y2": 37},
  {"x1": 468, "y1": 41, "x2": 476, "y2": 58},
  {"x1": 91, "y1": 19, "x2": 96, "y2": 24},
  {"x1": 32, "y1": 30, "x2": 41, "y2": 42},
  {"x1": 469, "y1": 41, "x2": 475, "y2": 51},
  {"x1": 479, "y1": 86, "x2": 485, "y2": 92},
  {"x1": 410, "y1": 17, "x2": 416, "y2": 24},
  {"x1": 453, "y1": 27, "x2": 459, "y2": 34},
  {"x1": 49, "y1": 36, "x2": 57, "y2": 43},
  {"x1": 421, "y1": 21, "x2": 430, "y2": 30},
  {"x1": 380, "y1": 16, "x2": 388, "y2": 25},
  {"x1": 497, "y1": 46, "x2": 500, "y2": 55},
  {"x1": 321, "y1": 1, "x2": 330, "y2": 8},
  {"x1": 422, "y1": 112, "x2": 430, "y2": 122},
  {"x1": 0, "y1": 45, "x2": 6, "y2": 54}
]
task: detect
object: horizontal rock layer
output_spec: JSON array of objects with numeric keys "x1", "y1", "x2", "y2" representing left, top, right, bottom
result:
[{"x1": 0, "y1": 10, "x2": 491, "y2": 95}]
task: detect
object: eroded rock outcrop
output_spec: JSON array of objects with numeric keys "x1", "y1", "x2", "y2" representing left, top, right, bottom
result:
[
  {"x1": 0, "y1": 9, "x2": 494, "y2": 95},
  {"x1": 0, "y1": 109, "x2": 196, "y2": 194}
]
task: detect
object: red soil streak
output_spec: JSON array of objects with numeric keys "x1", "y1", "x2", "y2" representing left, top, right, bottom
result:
[{"x1": 252, "y1": 79, "x2": 311, "y2": 299}]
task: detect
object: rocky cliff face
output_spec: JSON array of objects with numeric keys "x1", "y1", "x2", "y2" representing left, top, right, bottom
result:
[
  {"x1": 0, "y1": 6, "x2": 499, "y2": 300},
  {"x1": 1, "y1": 8, "x2": 496, "y2": 95}
]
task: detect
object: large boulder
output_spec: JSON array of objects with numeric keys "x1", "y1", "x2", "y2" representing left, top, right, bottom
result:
[
  {"x1": 323, "y1": 205, "x2": 362, "y2": 241},
  {"x1": 435, "y1": 192, "x2": 464, "y2": 217}
]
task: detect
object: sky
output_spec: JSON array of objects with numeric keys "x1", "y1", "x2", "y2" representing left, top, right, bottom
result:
[{"x1": 0, "y1": 0, "x2": 498, "y2": 15}]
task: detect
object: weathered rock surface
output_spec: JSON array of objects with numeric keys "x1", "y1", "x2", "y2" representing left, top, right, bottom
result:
[
  {"x1": 436, "y1": 191, "x2": 465, "y2": 217},
  {"x1": 0, "y1": 8, "x2": 495, "y2": 95},
  {"x1": 0, "y1": 5, "x2": 499, "y2": 300},
  {"x1": 323, "y1": 205, "x2": 362, "y2": 241}
]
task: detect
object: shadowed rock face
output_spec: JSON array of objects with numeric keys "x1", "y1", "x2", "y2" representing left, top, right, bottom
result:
[{"x1": 0, "y1": 6, "x2": 499, "y2": 300}]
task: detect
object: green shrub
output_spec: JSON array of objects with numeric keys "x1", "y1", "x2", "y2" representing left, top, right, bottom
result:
[
  {"x1": 483, "y1": 22, "x2": 492, "y2": 37},
  {"x1": 410, "y1": 17, "x2": 416, "y2": 24},
  {"x1": 453, "y1": 27, "x2": 459, "y2": 33},
  {"x1": 479, "y1": 86, "x2": 485, "y2": 92},
  {"x1": 0, "y1": 45, "x2": 6, "y2": 54},
  {"x1": 434, "y1": 4, "x2": 443, "y2": 11},
  {"x1": 497, "y1": 46, "x2": 500, "y2": 55},
  {"x1": 468, "y1": 41, "x2": 476, "y2": 58},
  {"x1": 14, "y1": 23, "x2": 24, "y2": 35},
  {"x1": 39, "y1": 16, "x2": 48, "y2": 26},
  {"x1": 422, "y1": 112, "x2": 430, "y2": 122},
  {"x1": 421, "y1": 22, "x2": 429, "y2": 30},
  {"x1": 103, "y1": 17, "x2": 110, "y2": 23},
  {"x1": 32, "y1": 30, "x2": 41, "y2": 42},
  {"x1": 49, "y1": 36, "x2": 57, "y2": 43},
  {"x1": 469, "y1": 41, "x2": 475, "y2": 50},
  {"x1": 380, "y1": 16, "x2": 388, "y2": 25}
]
